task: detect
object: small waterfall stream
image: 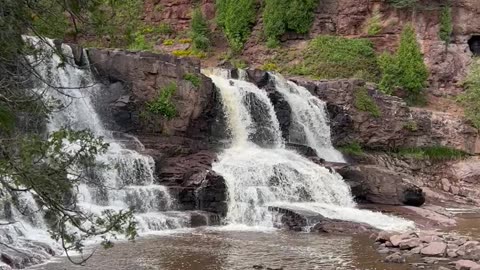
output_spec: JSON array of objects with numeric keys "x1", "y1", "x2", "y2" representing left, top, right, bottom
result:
[{"x1": 208, "y1": 70, "x2": 414, "y2": 231}]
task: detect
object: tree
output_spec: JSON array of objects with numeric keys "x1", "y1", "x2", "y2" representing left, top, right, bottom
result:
[
  {"x1": 439, "y1": 6, "x2": 453, "y2": 47},
  {"x1": 216, "y1": 0, "x2": 256, "y2": 52},
  {"x1": 190, "y1": 7, "x2": 211, "y2": 51},
  {"x1": 0, "y1": 0, "x2": 138, "y2": 265},
  {"x1": 378, "y1": 24, "x2": 428, "y2": 104},
  {"x1": 458, "y1": 59, "x2": 480, "y2": 129}
]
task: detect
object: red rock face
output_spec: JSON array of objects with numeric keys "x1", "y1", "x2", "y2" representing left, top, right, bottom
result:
[
  {"x1": 141, "y1": 0, "x2": 480, "y2": 96},
  {"x1": 143, "y1": 0, "x2": 215, "y2": 32}
]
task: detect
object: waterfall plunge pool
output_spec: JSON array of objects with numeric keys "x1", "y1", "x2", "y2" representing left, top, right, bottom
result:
[{"x1": 30, "y1": 229, "x2": 411, "y2": 270}]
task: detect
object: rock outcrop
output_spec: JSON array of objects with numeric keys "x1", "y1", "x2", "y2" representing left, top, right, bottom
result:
[
  {"x1": 87, "y1": 49, "x2": 228, "y2": 215},
  {"x1": 337, "y1": 165, "x2": 425, "y2": 206},
  {"x1": 290, "y1": 78, "x2": 480, "y2": 155}
]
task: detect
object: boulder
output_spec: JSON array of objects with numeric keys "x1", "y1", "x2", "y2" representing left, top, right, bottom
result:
[
  {"x1": 268, "y1": 205, "x2": 324, "y2": 231},
  {"x1": 455, "y1": 260, "x2": 480, "y2": 270},
  {"x1": 399, "y1": 238, "x2": 422, "y2": 250},
  {"x1": 338, "y1": 165, "x2": 425, "y2": 206},
  {"x1": 420, "y1": 242, "x2": 448, "y2": 257}
]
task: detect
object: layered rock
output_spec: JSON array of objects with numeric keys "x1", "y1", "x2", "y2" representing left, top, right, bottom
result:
[
  {"x1": 87, "y1": 49, "x2": 228, "y2": 215},
  {"x1": 291, "y1": 78, "x2": 480, "y2": 155}
]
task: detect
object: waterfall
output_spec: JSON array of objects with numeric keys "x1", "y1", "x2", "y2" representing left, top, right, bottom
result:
[
  {"x1": 0, "y1": 37, "x2": 198, "y2": 267},
  {"x1": 208, "y1": 70, "x2": 414, "y2": 231},
  {"x1": 270, "y1": 73, "x2": 345, "y2": 162}
]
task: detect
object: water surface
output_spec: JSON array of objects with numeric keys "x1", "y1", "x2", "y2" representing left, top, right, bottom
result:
[{"x1": 33, "y1": 229, "x2": 410, "y2": 270}]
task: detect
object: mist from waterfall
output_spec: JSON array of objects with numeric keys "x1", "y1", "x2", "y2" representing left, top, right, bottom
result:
[{"x1": 208, "y1": 70, "x2": 414, "y2": 231}]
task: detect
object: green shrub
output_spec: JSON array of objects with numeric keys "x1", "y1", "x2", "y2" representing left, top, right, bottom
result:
[
  {"x1": 403, "y1": 121, "x2": 418, "y2": 131},
  {"x1": 183, "y1": 73, "x2": 201, "y2": 87},
  {"x1": 365, "y1": 10, "x2": 383, "y2": 36},
  {"x1": 190, "y1": 8, "x2": 211, "y2": 51},
  {"x1": 439, "y1": 6, "x2": 453, "y2": 45},
  {"x1": 179, "y1": 38, "x2": 192, "y2": 44},
  {"x1": 458, "y1": 58, "x2": 480, "y2": 129},
  {"x1": 263, "y1": 0, "x2": 317, "y2": 43},
  {"x1": 260, "y1": 62, "x2": 279, "y2": 71},
  {"x1": 287, "y1": 36, "x2": 379, "y2": 81},
  {"x1": 128, "y1": 32, "x2": 153, "y2": 51},
  {"x1": 172, "y1": 49, "x2": 207, "y2": 58},
  {"x1": 379, "y1": 24, "x2": 428, "y2": 104},
  {"x1": 147, "y1": 83, "x2": 177, "y2": 119},
  {"x1": 216, "y1": 0, "x2": 256, "y2": 52},
  {"x1": 354, "y1": 88, "x2": 381, "y2": 117},
  {"x1": 162, "y1": 39, "x2": 175, "y2": 46},
  {"x1": 395, "y1": 146, "x2": 468, "y2": 161},
  {"x1": 339, "y1": 142, "x2": 364, "y2": 156},
  {"x1": 158, "y1": 23, "x2": 174, "y2": 35},
  {"x1": 230, "y1": 58, "x2": 248, "y2": 69}
]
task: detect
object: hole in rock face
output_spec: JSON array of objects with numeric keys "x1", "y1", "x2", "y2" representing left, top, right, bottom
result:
[{"x1": 468, "y1": 36, "x2": 480, "y2": 56}]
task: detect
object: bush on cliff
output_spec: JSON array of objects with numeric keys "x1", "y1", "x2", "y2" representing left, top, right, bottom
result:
[
  {"x1": 379, "y1": 24, "x2": 428, "y2": 105},
  {"x1": 216, "y1": 0, "x2": 256, "y2": 52},
  {"x1": 147, "y1": 82, "x2": 178, "y2": 119},
  {"x1": 458, "y1": 58, "x2": 480, "y2": 129},
  {"x1": 286, "y1": 36, "x2": 379, "y2": 81},
  {"x1": 263, "y1": 0, "x2": 317, "y2": 46}
]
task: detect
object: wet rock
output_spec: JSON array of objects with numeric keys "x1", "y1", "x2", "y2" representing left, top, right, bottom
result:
[
  {"x1": 421, "y1": 242, "x2": 448, "y2": 257},
  {"x1": 384, "y1": 252, "x2": 406, "y2": 263},
  {"x1": 399, "y1": 238, "x2": 422, "y2": 250},
  {"x1": 455, "y1": 259, "x2": 480, "y2": 270},
  {"x1": 268, "y1": 205, "x2": 324, "y2": 231},
  {"x1": 246, "y1": 69, "x2": 270, "y2": 88},
  {"x1": 390, "y1": 234, "x2": 410, "y2": 247},
  {"x1": 311, "y1": 219, "x2": 378, "y2": 235},
  {"x1": 376, "y1": 231, "x2": 393, "y2": 243},
  {"x1": 337, "y1": 165, "x2": 425, "y2": 206}
]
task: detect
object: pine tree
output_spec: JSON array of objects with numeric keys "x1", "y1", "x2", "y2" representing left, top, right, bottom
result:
[
  {"x1": 439, "y1": 6, "x2": 453, "y2": 46},
  {"x1": 396, "y1": 24, "x2": 429, "y2": 97},
  {"x1": 190, "y1": 8, "x2": 211, "y2": 51}
]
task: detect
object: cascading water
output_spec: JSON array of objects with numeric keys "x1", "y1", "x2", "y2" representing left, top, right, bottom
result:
[
  {"x1": 270, "y1": 73, "x2": 345, "y2": 162},
  {"x1": 208, "y1": 70, "x2": 414, "y2": 231},
  {"x1": 25, "y1": 36, "x2": 191, "y2": 232},
  {"x1": 0, "y1": 37, "x2": 193, "y2": 268}
]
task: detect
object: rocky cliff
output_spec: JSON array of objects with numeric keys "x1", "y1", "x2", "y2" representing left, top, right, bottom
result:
[{"x1": 143, "y1": 0, "x2": 480, "y2": 97}]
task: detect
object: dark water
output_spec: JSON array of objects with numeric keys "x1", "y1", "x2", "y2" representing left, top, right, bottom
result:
[{"x1": 32, "y1": 229, "x2": 412, "y2": 270}]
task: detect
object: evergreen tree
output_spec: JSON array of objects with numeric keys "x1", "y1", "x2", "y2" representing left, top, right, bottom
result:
[
  {"x1": 439, "y1": 6, "x2": 453, "y2": 46},
  {"x1": 190, "y1": 8, "x2": 211, "y2": 51},
  {"x1": 378, "y1": 24, "x2": 428, "y2": 103}
]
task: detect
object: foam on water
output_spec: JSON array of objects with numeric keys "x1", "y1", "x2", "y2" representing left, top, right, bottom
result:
[{"x1": 207, "y1": 70, "x2": 414, "y2": 232}]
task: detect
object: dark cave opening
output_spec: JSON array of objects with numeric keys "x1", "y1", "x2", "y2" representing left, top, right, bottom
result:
[{"x1": 468, "y1": 36, "x2": 480, "y2": 56}]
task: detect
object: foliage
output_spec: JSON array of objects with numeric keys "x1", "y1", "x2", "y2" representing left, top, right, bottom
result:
[
  {"x1": 354, "y1": 88, "x2": 381, "y2": 117},
  {"x1": 403, "y1": 121, "x2": 418, "y2": 131},
  {"x1": 365, "y1": 10, "x2": 383, "y2": 36},
  {"x1": 287, "y1": 36, "x2": 379, "y2": 81},
  {"x1": 216, "y1": 0, "x2": 256, "y2": 52},
  {"x1": 162, "y1": 39, "x2": 175, "y2": 46},
  {"x1": 0, "y1": 0, "x2": 139, "y2": 262},
  {"x1": 378, "y1": 24, "x2": 428, "y2": 104},
  {"x1": 260, "y1": 62, "x2": 279, "y2": 71},
  {"x1": 230, "y1": 59, "x2": 248, "y2": 69},
  {"x1": 179, "y1": 38, "x2": 192, "y2": 44},
  {"x1": 190, "y1": 8, "x2": 211, "y2": 51},
  {"x1": 458, "y1": 58, "x2": 480, "y2": 129},
  {"x1": 339, "y1": 142, "x2": 364, "y2": 156},
  {"x1": 183, "y1": 73, "x2": 201, "y2": 88},
  {"x1": 157, "y1": 23, "x2": 174, "y2": 35},
  {"x1": 128, "y1": 32, "x2": 153, "y2": 51},
  {"x1": 263, "y1": 0, "x2": 317, "y2": 44},
  {"x1": 147, "y1": 83, "x2": 177, "y2": 119},
  {"x1": 387, "y1": 0, "x2": 418, "y2": 8},
  {"x1": 439, "y1": 6, "x2": 453, "y2": 46},
  {"x1": 395, "y1": 146, "x2": 468, "y2": 161},
  {"x1": 172, "y1": 49, "x2": 207, "y2": 58}
]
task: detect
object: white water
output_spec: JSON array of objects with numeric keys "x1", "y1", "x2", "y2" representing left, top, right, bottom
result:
[
  {"x1": 271, "y1": 73, "x2": 345, "y2": 162},
  {"x1": 0, "y1": 37, "x2": 198, "y2": 268},
  {"x1": 208, "y1": 71, "x2": 414, "y2": 231}
]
